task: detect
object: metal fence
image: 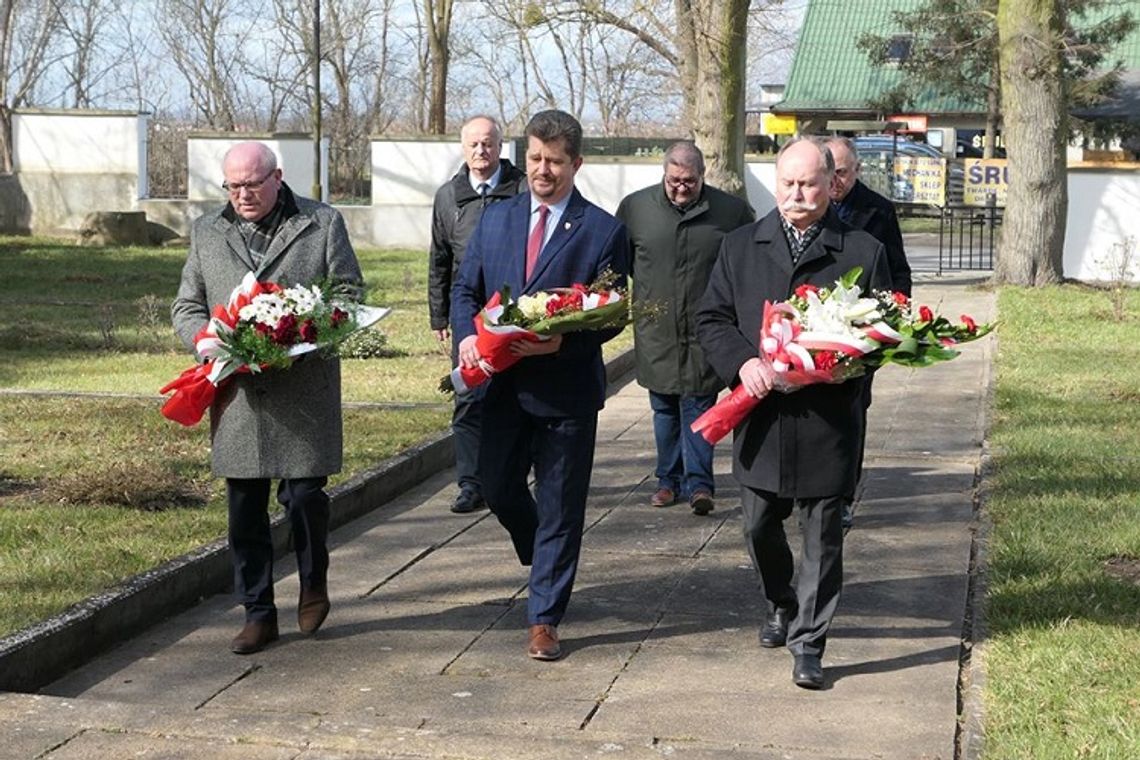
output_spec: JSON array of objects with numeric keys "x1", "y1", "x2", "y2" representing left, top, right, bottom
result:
[
  {"x1": 938, "y1": 204, "x2": 1001, "y2": 273},
  {"x1": 147, "y1": 122, "x2": 190, "y2": 199}
]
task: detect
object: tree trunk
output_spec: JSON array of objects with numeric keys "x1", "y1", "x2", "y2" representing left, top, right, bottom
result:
[
  {"x1": 0, "y1": 104, "x2": 11, "y2": 174},
  {"x1": 679, "y1": 0, "x2": 749, "y2": 196},
  {"x1": 425, "y1": 0, "x2": 452, "y2": 134},
  {"x1": 994, "y1": 0, "x2": 1067, "y2": 285},
  {"x1": 983, "y1": 56, "x2": 1001, "y2": 159}
]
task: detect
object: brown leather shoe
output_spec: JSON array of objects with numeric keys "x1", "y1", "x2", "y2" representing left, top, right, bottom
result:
[
  {"x1": 650, "y1": 487, "x2": 675, "y2": 508},
  {"x1": 298, "y1": 585, "x2": 330, "y2": 634},
  {"x1": 231, "y1": 619, "x2": 279, "y2": 654},
  {"x1": 527, "y1": 624, "x2": 562, "y2": 661}
]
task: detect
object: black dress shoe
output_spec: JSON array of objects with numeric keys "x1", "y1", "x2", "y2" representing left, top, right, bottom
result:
[
  {"x1": 759, "y1": 607, "x2": 794, "y2": 648},
  {"x1": 450, "y1": 489, "x2": 485, "y2": 514},
  {"x1": 792, "y1": 654, "x2": 824, "y2": 689}
]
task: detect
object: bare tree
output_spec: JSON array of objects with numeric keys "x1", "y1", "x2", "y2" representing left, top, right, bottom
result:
[
  {"x1": 0, "y1": 0, "x2": 65, "y2": 171},
  {"x1": 424, "y1": 0, "x2": 453, "y2": 133},
  {"x1": 994, "y1": 0, "x2": 1135, "y2": 285},
  {"x1": 156, "y1": 0, "x2": 255, "y2": 129},
  {"x1": 532, "y1": 0, "x2": 779, "y2": 194},
  {"x1": 55, "y1": 0, "x2": 126, "y2": 108}
]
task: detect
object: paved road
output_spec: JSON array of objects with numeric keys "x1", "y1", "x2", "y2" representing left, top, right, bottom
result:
[{"x1": 1, "y1": 272, "x2": 995, "y2": 760}]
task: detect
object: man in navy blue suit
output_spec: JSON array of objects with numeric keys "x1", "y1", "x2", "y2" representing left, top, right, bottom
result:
[{"x1": 451, "y1": 110, "x2": 630, "y2": 661}]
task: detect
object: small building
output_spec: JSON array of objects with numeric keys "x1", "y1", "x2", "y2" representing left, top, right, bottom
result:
[{"x1": 774, "y1": 0, "x2": 1140, "y2": 159}]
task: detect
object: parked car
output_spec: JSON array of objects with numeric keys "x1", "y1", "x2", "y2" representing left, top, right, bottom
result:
[{"x1": 852, "y1": 135, "x2": 965, "y2": 205}]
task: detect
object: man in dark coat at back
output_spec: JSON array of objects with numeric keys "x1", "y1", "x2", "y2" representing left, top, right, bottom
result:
[
  {"x1": 826, "y1": 137, "x2": 911, "y2": 295},
  {"x1": 696, "y1": 138, "x2": 891, "y2": 689},
  {"x1": 616, "y1": 141, "x2": 753, "y2": 516},
  {"x1": 826, "y1": 136, "x2": 913, "y2": 529},
  {"x1": 429, "y1": 115, "x2": 526, "y2": 514}
]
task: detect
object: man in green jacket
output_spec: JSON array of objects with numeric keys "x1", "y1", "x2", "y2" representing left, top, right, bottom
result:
[{"x1": 616, "y1": 142, "x2": 754, "y2": 515}]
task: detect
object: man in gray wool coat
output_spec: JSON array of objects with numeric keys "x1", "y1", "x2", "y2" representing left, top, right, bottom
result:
[{"x1": 172, "y1": 141, "x2": 364, "y2": 655}]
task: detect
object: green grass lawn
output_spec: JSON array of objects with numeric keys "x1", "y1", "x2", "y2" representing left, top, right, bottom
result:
[
  {"x1": 0, "y1": 236, "x2": 630, "y2": 637},
  {"x1": 984, "y1": 285, "x2": 1140, "y2": 758}
]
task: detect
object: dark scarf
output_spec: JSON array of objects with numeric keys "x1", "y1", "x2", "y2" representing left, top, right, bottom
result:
[
  {"x1": 779, "y1": 215, "x2": 823, "y2": 265},
  {"x1": 225, "y1": 183, "x2": 300, "y2": 267}
]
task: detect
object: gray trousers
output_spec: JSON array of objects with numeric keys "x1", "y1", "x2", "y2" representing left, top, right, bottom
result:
[{"x1": 741, "y1": 488, "x2": 845, "y2": 657}]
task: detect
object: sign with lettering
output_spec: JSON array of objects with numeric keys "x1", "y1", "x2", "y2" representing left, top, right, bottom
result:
[
  {"x1": 892, "y1": 156, "x2": 945, "y2": 205},
  {"x1": 761, "y1": 113, "x2": 797, "y2": 136},
  {"x1": 964, "y1": 158, "x2": 1009, "y2": 206}
]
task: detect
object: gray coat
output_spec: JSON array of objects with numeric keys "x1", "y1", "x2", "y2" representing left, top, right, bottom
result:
[
  {"x1": 616, "y1": 182, "x2": 754, "y2": 395},
  {"x1": 171, "y1": 187, "x2": 364, "y2": 479}
]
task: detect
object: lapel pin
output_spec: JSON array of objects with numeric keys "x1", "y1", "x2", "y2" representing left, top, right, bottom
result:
[{"x1": 564, "y1": 222, "x2": 571, "y2": 230}]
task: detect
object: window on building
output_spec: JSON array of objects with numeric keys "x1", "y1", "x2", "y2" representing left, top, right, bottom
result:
[{"x1": 885, "y1": 35, "x2": 913, "y2": 64}]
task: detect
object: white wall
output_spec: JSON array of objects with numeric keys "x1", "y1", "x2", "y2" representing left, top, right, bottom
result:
[
  {"x1": 1064, "y1": 169, "x2": 1140, "y2": 282},
  {"x1": 11, "y1": 110, "x2": 145, "y2": 231},
  {"x1": 371, "y1": 139, "x2": 518, "y2": 205},
  {"x1": 360, "y1": 151, "x2": 779, "y2": 249},
  {"x1": 187, "y1": 136, "x2": 328, "y2": 202},
  {"x1": 13, "y1": 110, "x2": 143, "y2": 175}
]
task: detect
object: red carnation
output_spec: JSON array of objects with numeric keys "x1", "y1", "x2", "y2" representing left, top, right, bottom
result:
[
  {"x1": 272, "y1": 313, "x2": 298, "y2": 344},
  {"x1": 892, "y1": 291, "x2": 909, "y2": 306},
  {"x1": 299, "y1": 318, "x2": 318, "y2": 342},
  {"x1": 919, "y1": 305, "x2": 934, "y2": 323},
  {"x1": 331, "y1": 308, "x2": 349, "y2": 327},
  {"x1": 961, "y1": 314, "x2": 977, "y2": 334},
  {"x1": 254, "y1": 322, "x2": 272, "y2": 335},
  {"x1": 814, "y1": 351, "x2": 838, "y2": 370},
  {"x1": 795, "y1": 284, "x2": 820, "y2": 299}
]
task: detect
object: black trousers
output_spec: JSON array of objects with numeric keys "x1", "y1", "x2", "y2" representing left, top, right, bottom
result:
[
  {"x1": 452, "y1": 389, "x2": 483, "y2": 496},
  {"x1": 741, "y1": 487, "x2": 845, "y2": 657},
  {"x1": 226, "y1": 477, "x2": 330, "y2": 622}
]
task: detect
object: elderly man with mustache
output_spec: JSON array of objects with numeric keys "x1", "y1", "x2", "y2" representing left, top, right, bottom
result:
[{"x1": 695, "y1": 137, "x2": 891, "y2": 690}]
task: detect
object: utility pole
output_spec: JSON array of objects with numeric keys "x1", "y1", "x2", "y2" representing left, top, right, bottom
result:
[{"x1": 311, "y1": 0, "x2": 322, "y2": 201}]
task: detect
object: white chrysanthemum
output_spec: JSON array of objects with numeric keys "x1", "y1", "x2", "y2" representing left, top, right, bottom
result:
[
  {"x1": 282, "y1": 284, "x2": 323, "y2": 315},
  {"x1": 239, "y1": 292, "x2": 288, "y2": 327},
  {"x1": 517, "y1": 293, "x2": 555, "y2": 321}
]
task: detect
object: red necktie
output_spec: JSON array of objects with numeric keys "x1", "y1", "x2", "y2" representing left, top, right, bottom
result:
[{"x1": 525, "y1": 204, "x2": 549, "y2": 279}]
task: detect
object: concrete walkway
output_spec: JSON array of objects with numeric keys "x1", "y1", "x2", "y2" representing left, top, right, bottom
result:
[{"x1": 1, "y1": 272, "x2": 995, "y2": 760}]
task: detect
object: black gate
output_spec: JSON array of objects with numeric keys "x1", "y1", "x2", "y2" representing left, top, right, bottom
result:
[{"x1": 939, "y1": 204, "x2": 1001, "y2": 273}]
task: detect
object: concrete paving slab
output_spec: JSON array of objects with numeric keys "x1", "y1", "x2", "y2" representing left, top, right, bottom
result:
[{"x1": 2, "y1": 277, "x2": 994, "y2": 759}]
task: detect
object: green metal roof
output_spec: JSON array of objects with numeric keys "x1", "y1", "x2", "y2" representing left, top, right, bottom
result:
[{"x1": 777, "y1": 0, "x2": 1140, "y2": 116}]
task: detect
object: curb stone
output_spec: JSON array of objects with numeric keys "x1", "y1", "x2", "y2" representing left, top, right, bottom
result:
[{"x1": 0, "y1": 349, "x2": 635, "y2": 693}]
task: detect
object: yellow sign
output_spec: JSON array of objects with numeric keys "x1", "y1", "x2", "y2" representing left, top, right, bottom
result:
[
  {"x1": 964, "y1": 159, "x2": 1008, "y2": 207},
  {"x1": 892, "y1": 156, "x2": 945, "y2": 205},
  {"x1": 761, "y1": 113, "x2": 797, "y2": 136}
]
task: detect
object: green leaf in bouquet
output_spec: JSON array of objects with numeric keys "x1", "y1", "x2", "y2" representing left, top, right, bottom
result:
[
  {"x1": 893, "y1": 336, "x2": 920, "y2": 356},
  {"x1": 530, "y1": 299, "x2": 630, "y2": 335},
  {"x1": 839, "y1": 267, "x2": 864, "y2": 290}
]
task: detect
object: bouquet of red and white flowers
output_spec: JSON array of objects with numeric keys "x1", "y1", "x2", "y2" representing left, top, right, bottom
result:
[
  {"x1": 690, "y1": 268, "x2": 994, "y2": 444},
  {"x1": 441, "y1": 272, "x2": 633, "y2": 395},
  {"x1": 160, "y1": 272, "x2": 388, "y2": 426}
]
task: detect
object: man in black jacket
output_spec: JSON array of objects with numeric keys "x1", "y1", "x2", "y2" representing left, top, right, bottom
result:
[
  {"x1": 826, "y1": 137, "x2": 911, "y2": 295},
  {"x1": 429, "y1": 115, "x2": 526, "y2": 513},
  {"x1": 696, "y1": 138, "x2": 891, "y2": 689},
  {"x1": 826, "y1": 137, "x2": 913, "y2": 529}
]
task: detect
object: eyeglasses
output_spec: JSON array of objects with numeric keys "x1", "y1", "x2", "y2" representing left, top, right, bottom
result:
[
  {"x1": 664, "y1": 175, "x2": 700, "y2": 189},
  {"x1": 222, "y1": 168, "x2": 276, "y2": 194}
]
